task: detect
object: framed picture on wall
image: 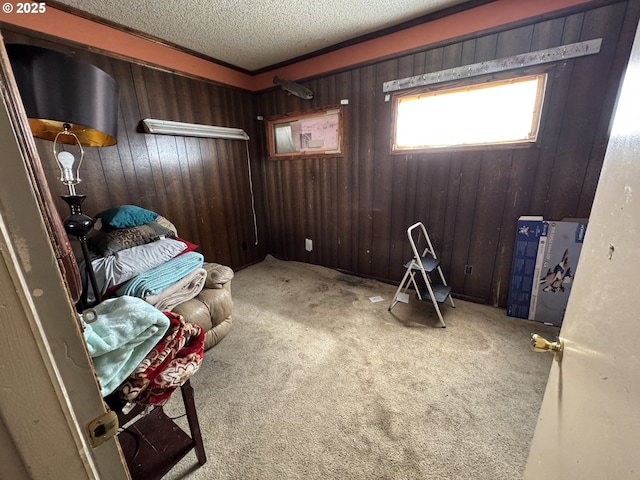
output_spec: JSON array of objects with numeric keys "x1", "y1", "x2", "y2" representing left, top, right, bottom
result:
[{"x1": 266, "y1": 106, "x2": 343, "y2": 160}]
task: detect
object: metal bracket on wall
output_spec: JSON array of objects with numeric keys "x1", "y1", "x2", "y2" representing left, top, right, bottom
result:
[{"x1": 383, "y1": 38, "x2": 602, "y2": 93}]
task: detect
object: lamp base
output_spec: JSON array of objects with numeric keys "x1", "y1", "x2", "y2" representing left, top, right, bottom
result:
[
  {"x1": 60, "y1": 194, "x2": 94, "y2": 238},
  {"x1": 60, "y1": 194, "x2": 101, "y2": 307}
]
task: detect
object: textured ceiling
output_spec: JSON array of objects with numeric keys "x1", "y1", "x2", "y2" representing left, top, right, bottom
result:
[{"x1": 52, "y1": 0, "x2": 469, "y2": 72}]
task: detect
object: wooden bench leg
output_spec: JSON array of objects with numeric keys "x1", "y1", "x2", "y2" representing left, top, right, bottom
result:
[{"x1": 180, "y1": 380, "x2": 207, "y2": 465}]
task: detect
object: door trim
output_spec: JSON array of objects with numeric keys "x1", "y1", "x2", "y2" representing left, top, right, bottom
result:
[{"x1": 0, "y1": 33, "x2": 129, "y2": 478}]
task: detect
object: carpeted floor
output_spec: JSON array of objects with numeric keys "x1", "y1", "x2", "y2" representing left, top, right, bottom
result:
[{"x1": 163, "y1": 255, "x2": 559, "y2": 479}]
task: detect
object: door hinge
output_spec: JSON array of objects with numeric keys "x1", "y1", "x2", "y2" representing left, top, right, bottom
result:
[{"x1": 87, "y1": 410, "x2": 119, "y2": 448}]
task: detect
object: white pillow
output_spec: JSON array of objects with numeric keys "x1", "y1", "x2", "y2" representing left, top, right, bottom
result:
[{"x1": 91, "y1": 238, "x2": 188, "y2": 294}]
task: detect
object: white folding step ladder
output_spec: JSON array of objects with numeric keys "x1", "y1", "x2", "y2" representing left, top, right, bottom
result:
[{"x1": 388, "y1": 222, "x2": 455, "y2": 327}]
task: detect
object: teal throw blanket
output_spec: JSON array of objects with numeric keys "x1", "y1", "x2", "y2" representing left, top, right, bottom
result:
[
  {"x1": 82, "y1": 296, "x2": 170, "y2": 396},
  {"x1": 116, "y1": 251, "x2": 204, "y2": 298}
]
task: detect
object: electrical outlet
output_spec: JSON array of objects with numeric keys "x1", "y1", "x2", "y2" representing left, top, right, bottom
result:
[
  {"x1": 305, "y1": 238, "x2": 313, "y2": 252},
  {"x1": 465, "y1": 265, "x2": 473, "y2": 275}
]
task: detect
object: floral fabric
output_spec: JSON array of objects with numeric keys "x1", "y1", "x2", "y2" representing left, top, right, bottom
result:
[{"x1": 117, "y1": 311, "x2": 205, "y2": 405}]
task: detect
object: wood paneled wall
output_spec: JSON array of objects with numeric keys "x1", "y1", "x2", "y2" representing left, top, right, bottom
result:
[
  {"x1": 257, "y1": 0, "x2": 640, "y2": 305},
  {"x1": 3, "y1": 0, "x2": 639, "y2": 307},
  {"x1": 1, "y1": 30, "x2": 266, "y2": 270}
]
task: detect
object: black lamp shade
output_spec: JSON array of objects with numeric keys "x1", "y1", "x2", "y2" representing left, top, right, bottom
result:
[{"x1": 6, "y1": 44, "x2": 119, "y2": 147}]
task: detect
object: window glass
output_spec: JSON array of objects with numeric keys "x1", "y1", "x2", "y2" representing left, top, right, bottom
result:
[{"x1": 393, "y1": 74, "x2": 547, "y2": 151}]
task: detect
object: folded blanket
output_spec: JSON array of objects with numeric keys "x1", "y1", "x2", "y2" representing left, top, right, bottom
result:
[
  {"x1": 117, "y1": 311, "x2": 205, "y2": 406},
  {"x1": 116, "y1": 251, "x2": 204, "y2": 298},
  {"x1": 145, "y1": 267, "x2": 207, "y2": 311},
  {"x1": 82, "y1": 296, "x2": 171, "y2": 396}
]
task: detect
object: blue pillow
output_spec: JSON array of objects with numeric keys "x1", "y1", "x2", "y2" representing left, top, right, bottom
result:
[{"x1": 95, "y1": 205, "x2": 159, "y2": 229}]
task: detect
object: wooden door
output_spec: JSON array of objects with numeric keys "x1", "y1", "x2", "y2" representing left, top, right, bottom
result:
[
  {"x1": 524, "y1": 21, "x2": 640, "y2": 479},
  {"x1": 0, "y1": 35, "x2": 129, "y2": 478}
]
